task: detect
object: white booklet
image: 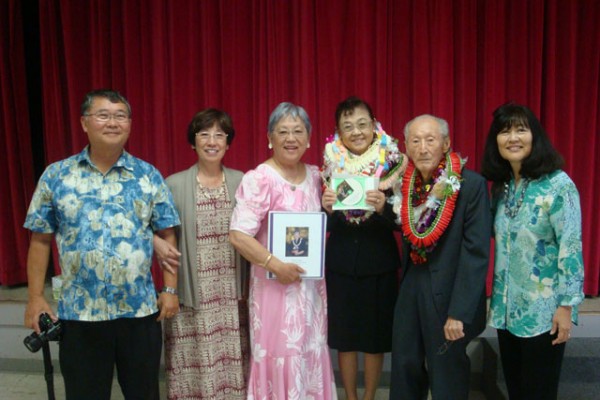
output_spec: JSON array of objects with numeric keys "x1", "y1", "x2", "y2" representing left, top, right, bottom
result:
[{"x1": 266, "y1": 211, "x2": 327, "y2": 279}]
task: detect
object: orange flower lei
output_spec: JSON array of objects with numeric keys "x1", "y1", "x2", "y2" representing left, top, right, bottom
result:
[{"x1": 401, "y1": 151, "x2": 463, "y2": 264}]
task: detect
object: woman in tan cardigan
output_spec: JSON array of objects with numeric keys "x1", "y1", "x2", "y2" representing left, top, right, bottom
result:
[{"x1": 155, "y1": 109, "x2": 248, "y2": 400}]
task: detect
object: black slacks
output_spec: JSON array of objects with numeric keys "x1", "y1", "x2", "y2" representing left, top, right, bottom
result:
[
  {"x1": 390, "y1": 266, "x2": 472, "y2": 400},
  {"x1": 59, "y1": 313, "x2": 162, "y2": 400},
  {"x1": 497, "y1": 328, "x2": 566, "y2": 400}
]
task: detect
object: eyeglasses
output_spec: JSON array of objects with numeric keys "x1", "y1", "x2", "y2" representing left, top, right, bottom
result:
[
  {"x1": 85, "y1": 112, "x2": 130, "y2": 123},
  {"x1": 195, "y1": 131, "x2": 228, "y2": 142},
  {"x1": 437, "y1": 340, "x2": 454, "y2": 355},
  {"x1": 274, "y1": 129, "x2": 307, "y2": 138},
  {"x1": 340, "y1": 119, "x2": 373, "y2": 134}
]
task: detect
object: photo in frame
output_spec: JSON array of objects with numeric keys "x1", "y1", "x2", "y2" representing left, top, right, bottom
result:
[
  {"x1": 267, "y1": 211, "x2": 327, "y2": 279},
  {"x1": 331, "y1": 174, "x2": 379, "y2": 211}
]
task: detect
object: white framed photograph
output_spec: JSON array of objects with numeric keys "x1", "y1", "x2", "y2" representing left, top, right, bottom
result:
[{"x1": 267, "y1": 211, "x2": 327, "y2": 279}]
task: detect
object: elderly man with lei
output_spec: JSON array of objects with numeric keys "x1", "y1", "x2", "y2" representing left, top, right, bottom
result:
[
  {"x1": 321, "y1": 96, "x2": 406, "y2": 400},
  {"x1": 388, "y1": 114, "x2": 491, "y2": 400}
]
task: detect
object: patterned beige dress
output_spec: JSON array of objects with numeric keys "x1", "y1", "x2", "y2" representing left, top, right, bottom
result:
[{"x1": 164, "y1": 180, "x2": 249, "y2": 400}]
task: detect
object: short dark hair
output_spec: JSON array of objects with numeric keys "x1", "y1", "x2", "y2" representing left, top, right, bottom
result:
[
  {"x1": 81, "y1": 89, "x2": 131, "y2": 117},
  {"x1": 187, "y1": 108, "x2": 235, "y2": 146},
  {"x1": 481, "y1": 102, "x2": 564, "y2": 195},
  {"x1": 334, "y1": 96, "x2": 375, "y2": 128}
]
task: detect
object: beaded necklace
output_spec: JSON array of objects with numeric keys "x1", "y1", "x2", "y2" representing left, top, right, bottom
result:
[
  {"x1": 503, "y1": 179, "x2": 529, "y2": 218},
  {"x1": 196, "y1": 171, "x2": 226, "y2": 201}
]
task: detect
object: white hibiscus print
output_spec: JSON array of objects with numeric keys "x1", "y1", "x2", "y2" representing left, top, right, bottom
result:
[
  {"x1": 529, "y1": 274, "x2": 554, "y2": 300},
  {"x1": 57, "y1": 193, "x2": 83, "y2": 220},
  {"x1": 139, "y1": 175, "x2": 157, "y2": 195},
  {"x1": 109, "y1": 213, "x2": 134, "y2": 238}
]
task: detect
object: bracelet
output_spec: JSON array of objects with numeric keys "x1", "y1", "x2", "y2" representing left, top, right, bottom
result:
[
  {"x1": 161, "y1": 286, "x2": 177, "y2": 295},
  {"x1": 260, "y1": 253, "x2": 273, "y2": 269}
]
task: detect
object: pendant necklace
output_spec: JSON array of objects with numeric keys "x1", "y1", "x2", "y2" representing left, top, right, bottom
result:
[{"x1": 273, "y1": 159, "x2": 303, "y2": 191}]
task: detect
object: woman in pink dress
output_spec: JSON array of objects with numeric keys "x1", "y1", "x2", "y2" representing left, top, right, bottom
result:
[{"x1": 229, "y1": 102, "x2": 337, "y2": 400}]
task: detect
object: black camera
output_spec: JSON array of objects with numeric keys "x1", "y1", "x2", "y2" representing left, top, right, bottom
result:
[{"x1": 23, "y1": 313, "x2": 62, "y2": 353}]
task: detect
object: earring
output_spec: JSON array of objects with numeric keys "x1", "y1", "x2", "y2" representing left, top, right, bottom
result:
[
  {"x1": 307, "y1": 143, "x2": 310, "y2": 148},
  {"x1": 268, "y1": 143, "x2": 273, "y2": 149}
]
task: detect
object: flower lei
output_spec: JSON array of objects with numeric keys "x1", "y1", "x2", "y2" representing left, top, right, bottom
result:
[
  {"x1": 322, "y1": 122, "x2": 407, "y2": 224},
  {"x1": 397, "y1": 151, "x2": 464, "y2": 264}
]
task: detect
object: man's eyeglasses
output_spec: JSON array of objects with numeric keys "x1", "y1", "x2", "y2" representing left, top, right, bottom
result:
[
  {"x1": 85, "y1": 112, "x2": 130, "y2": 123},
  {"x1": 340, "y1": 119, "x2": 373, "y2": 134},
  {"x1": 195, "y1": 131, "x2": 228, "y2": 142}
]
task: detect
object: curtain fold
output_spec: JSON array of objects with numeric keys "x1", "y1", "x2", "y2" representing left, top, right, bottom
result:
[
  {"x1": 0, "y1": 0, "x2": 35, "y2": 285},
  {"x1": 4, "y1": 0, "x2": 598, "y2": 294}
]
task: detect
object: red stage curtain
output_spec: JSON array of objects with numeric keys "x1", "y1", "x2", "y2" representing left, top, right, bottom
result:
[
  {"x1": 0, "y1": 0, "x2": 35, "y2": 285},
  {"x1": 3, "y1": 0, "x2": 597, "y2": 294}
]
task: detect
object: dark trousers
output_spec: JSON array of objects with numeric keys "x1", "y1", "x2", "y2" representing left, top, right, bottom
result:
[
  {"x1": 59, "y1": 313, "x2": 162, "y2": 400},
  {"x1": 390, "y1": 266, "x2": 471, "y2": 400},
  {"x1": 497, "y1": 328, "x2": 566, "y2": 400}
]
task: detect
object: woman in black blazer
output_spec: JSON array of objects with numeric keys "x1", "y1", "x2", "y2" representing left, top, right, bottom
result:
[{"x1": 321, "y1": 96, "x2": 406, "y2": 400}]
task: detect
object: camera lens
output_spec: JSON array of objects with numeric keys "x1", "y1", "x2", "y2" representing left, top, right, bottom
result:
[
  {"x1": 23, "y1": 313, "x2": 62, "y2": 352},
  {"x1": 23, "y1": 333, "x2": 43, "y2": 353}
]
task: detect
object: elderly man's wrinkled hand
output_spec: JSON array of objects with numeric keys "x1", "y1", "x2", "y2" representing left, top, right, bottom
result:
[{"x1": 444, "y1": 316, "x2": 465, "y2": 341}]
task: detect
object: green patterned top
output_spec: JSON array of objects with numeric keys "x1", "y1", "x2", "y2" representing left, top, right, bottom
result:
[{"x1": 488, "y1": 170, "x2": 584, "y2": 337}]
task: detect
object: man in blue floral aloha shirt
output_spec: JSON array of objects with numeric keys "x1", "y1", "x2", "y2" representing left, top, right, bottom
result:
[{"x1": 23, "y1": 89, "x2": 180, "y2": 399}]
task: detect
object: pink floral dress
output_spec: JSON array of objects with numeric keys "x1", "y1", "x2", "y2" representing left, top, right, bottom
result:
[{"x1": 230, "y1": 163, "x2": 337, "y2": 400}]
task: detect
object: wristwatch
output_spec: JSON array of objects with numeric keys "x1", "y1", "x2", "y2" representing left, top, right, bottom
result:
[{"x1": 161, "y1": 286, "x2": 177, "y2": 295}]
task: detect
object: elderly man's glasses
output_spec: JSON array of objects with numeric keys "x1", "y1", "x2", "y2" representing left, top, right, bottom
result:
[
  {"x1": 196, "y1": 131, "x2": 228, "y2": 142},
  {"x1": 437, "y1": 340, "x2": 454, "y2": 355},
  {"x1": 340, "y1": 119, "x2": 373, "y2": 134},
  {"x1": 85, "y1": 112, "x2": 130, "y2": 123}
]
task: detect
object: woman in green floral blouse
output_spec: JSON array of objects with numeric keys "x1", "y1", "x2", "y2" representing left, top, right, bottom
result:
[{"x1": 481, "y1": 102, "x2": 584, "y2": 400}]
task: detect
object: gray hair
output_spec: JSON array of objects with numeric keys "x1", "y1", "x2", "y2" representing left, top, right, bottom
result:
[
  {"x1": 268, "y1": 102, "x2": 312, "y2": 134},
  {"x1": 403, "y1": 114, "x2": 449, "y2": 141}
]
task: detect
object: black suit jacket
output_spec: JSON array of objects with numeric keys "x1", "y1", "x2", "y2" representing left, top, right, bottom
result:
[{"x1": 400, "y1": 169, "x2": 491, "y2": 337}]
